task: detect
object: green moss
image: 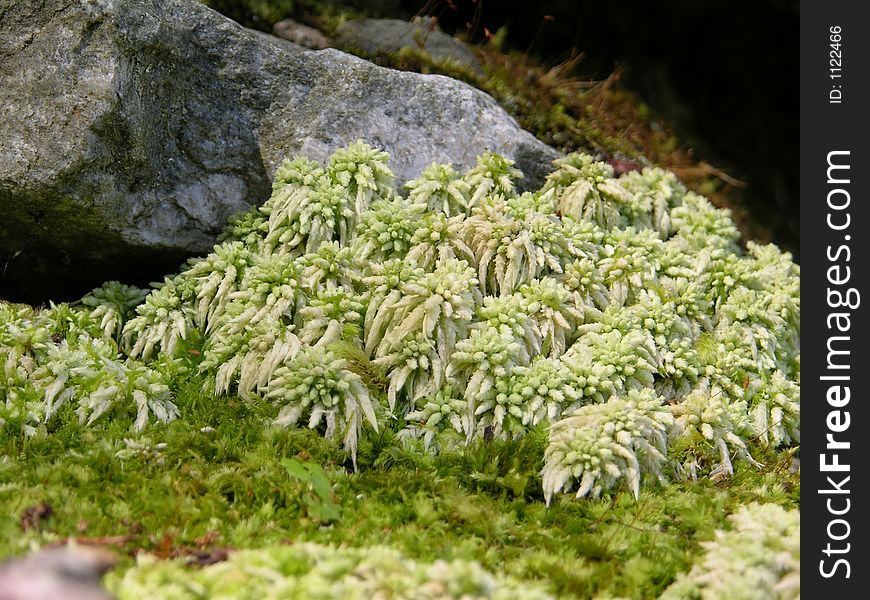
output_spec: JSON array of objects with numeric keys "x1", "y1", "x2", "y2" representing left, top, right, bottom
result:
[
  {"x1": 2, "y1": 142, "x2": 798, "y2": 598},
  {"x1": 1, "y1": 370, "x2": 797, "y2": 597}
]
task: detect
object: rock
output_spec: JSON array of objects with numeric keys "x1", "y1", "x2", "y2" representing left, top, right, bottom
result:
[
  {"x1": 335, "y1": 17, "x2": 483, "y2": 74},
  {"x1": 0, "y1": 0, "x2": 558, "y2": 302},
  {"x1": 0, "y1": 546, "x2": 116, "y2": 600},
  {"x1": 272, "y1": 18, "x2": 330, "y2": 49}
]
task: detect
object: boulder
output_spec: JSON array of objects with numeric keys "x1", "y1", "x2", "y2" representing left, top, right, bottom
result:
[
  {"x1": 335, "y1": 17, "x2": 483, "y2": 74},
  {"x1": 0, "y1": 546, "x2": 116, "y2": 600},
  {"x1": 0, "y1": 0, "x2": 558, "y2": 302}
]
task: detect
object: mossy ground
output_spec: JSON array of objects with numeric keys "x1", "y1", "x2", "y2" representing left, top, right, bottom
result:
[
  {"x1": 2, "y1": 5, "x2": 798, "y2": 597},
  {"x1": 2, "y1": 370, "x2": 798, "y2": 598}
]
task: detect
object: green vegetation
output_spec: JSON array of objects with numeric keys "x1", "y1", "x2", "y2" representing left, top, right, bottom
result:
[
  {"x1": 201, "y1": 0, "x2": 297, "y2": 27},
  {"x1": 1, "y1": 144, "x2": 799, "y2": 597},
  {"x1": 661, "y1": 503, "x2": 800, "y2": 599},
  {"x1": 0, "y1": 3, "x2": 799, "y2": 597},
  {"x1": 3, "y1": 380, "x2": 798, "y2": 598}
]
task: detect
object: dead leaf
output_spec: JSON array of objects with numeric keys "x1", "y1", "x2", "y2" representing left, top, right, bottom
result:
[
  {"x1": 20, "y1": 502, "x2": 52, "y2": 531},
  {"x1": 185, "y1": 547, "x2": 229, "y2": 567},
  {"x1": 194, "y1": 531, "x2": 220, "y2": 548}
]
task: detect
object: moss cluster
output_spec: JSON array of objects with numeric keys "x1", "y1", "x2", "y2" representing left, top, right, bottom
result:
[
  {"x1": 2, "y1": 381, "x2": 798, "y2": 598},
  {"x1": 2, "y1": 144, "x2": 799, "y2": 597}
]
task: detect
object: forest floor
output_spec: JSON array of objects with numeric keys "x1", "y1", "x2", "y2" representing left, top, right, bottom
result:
[{"x1": 3, "y1": 372, "x2": 799, "y2": 597}]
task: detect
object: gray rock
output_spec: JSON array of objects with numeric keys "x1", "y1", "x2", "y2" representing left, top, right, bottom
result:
[
  {"x1": 335, "y1": 17, "x2": 483, "y2": 74},
  {"x1": 0, "y1": 546, "x2": 116, "y2": 600},
  {"x1": 272, "y1": 18, "x2": 330, "y2": 49},
  {"x1": 0, "y1": 0, "x2": 558, "y2": 302}
]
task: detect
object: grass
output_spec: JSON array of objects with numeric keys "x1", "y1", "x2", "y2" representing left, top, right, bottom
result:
[{"x1": 1, "y1": 372, "x2": 798, "y2": 598}]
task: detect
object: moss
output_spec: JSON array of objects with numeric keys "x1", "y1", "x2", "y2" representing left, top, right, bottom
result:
[
  {"x1": 0, "y1": 371, "x2": 798, "y2": 597},
  {"x1": 3, "y1": 143, "x2": 798, "y2": 596}
]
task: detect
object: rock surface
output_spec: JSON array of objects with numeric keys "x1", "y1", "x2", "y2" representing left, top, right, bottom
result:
[
  {"x1": 335, "y1": 17, "x2": 483, "y2": 74},
  {"x1": 0, "y1": 546, "x2": 116, "y2": 600},
  {"x1": 0, "y1": 0, "x2": 558, "y2": 302}
]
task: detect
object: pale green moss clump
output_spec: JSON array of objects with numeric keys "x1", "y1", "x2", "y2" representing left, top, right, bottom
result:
[
  {"x1": 0, "y1": 142, "x2": 799, "y2": 505},
  {"x1": 0, "y1": 142, "x2": 801, "y2": 598},
  {"x1": 0, "y1": 293, "x2": 178, "y2": 434},
  {"x1": 106, "y1": 542, "x2": 554, "y2": 600},
  {"x1": 660, "y1": 503, "x2": 800, "y2": 600}
]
